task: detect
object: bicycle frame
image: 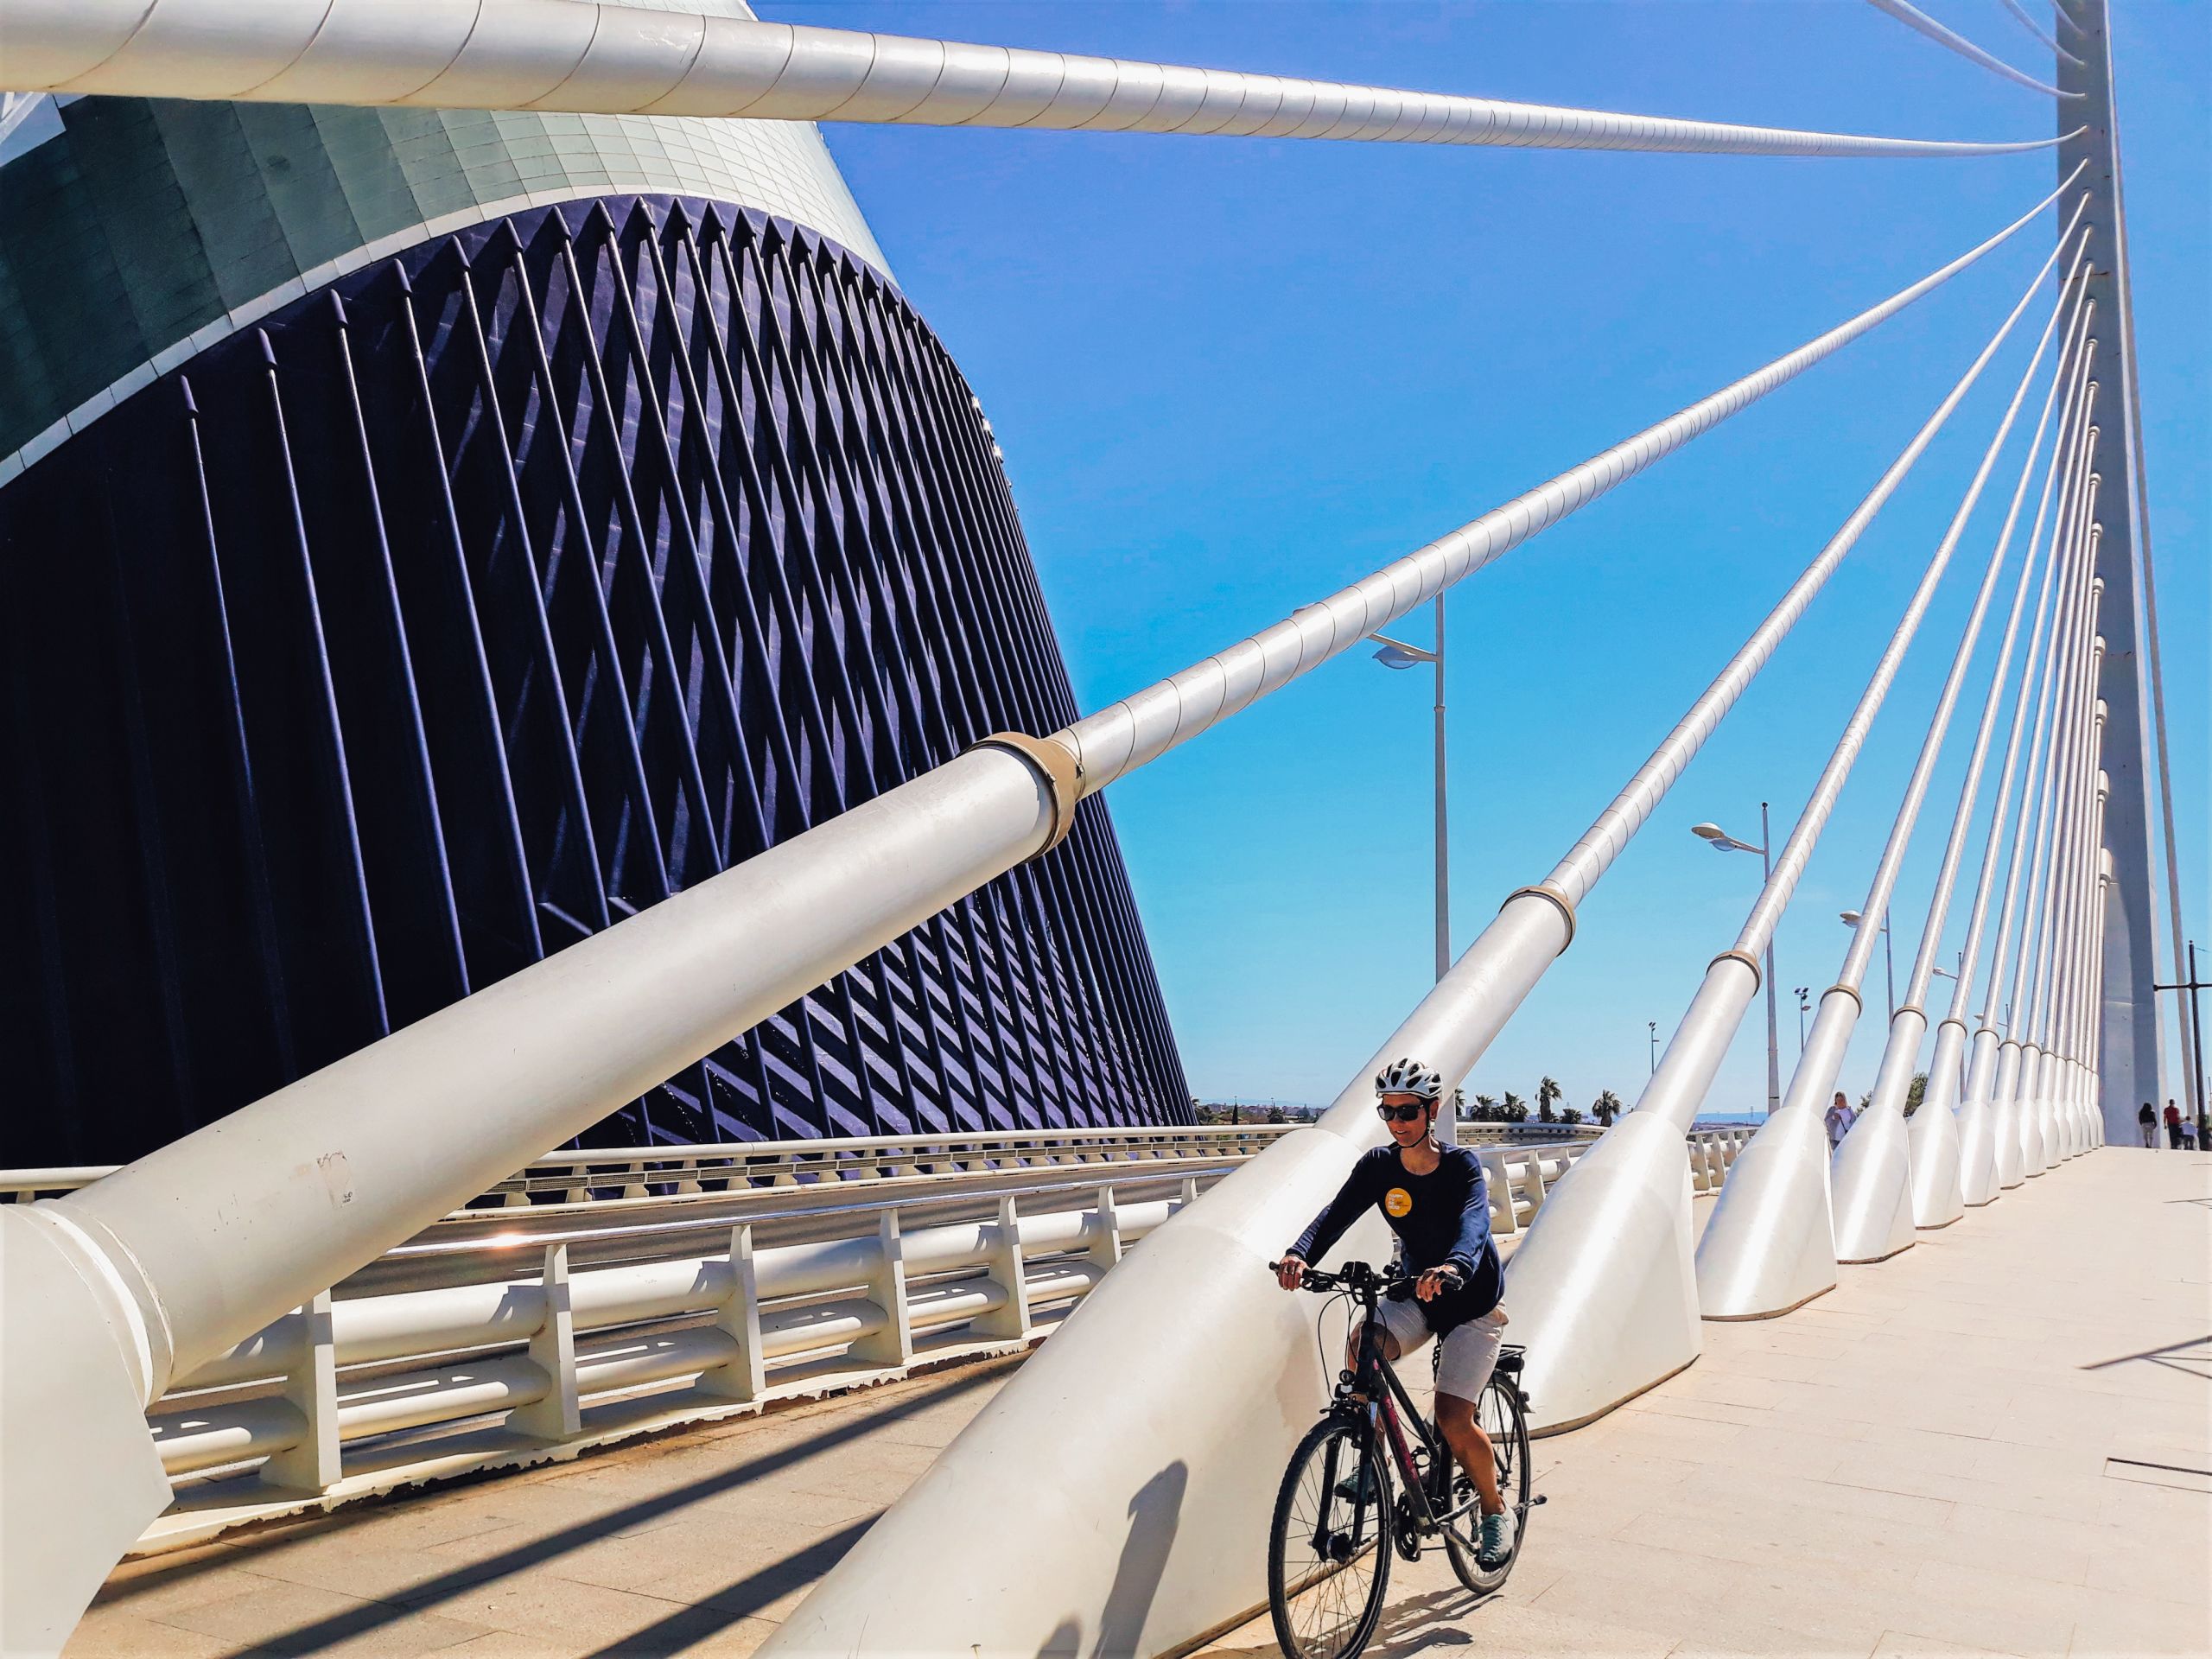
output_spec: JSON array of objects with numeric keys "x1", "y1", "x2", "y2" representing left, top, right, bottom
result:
[{"x1": 1339, "y1": 1291, "x2": 1461, "y2": 1533}]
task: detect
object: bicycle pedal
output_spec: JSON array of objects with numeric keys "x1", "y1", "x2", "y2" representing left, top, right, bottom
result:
[{"x1": 1531, "y1": 1493, "x2": 1548, "y2": 1506}]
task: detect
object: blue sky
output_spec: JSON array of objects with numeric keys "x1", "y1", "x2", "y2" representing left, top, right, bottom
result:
[{"x1": 791, "y1": 0, "x2": 2207, "y2": 1116}]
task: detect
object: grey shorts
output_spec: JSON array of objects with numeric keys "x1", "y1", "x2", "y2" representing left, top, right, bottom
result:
[{"x1": 1373, "y1": 1297, "x2": 1509, "y2": 1402}]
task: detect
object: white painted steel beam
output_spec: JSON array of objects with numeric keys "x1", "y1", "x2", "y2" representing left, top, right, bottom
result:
[{"x1": 0, "y1": 0, "x2": 2077, "y2": 156}]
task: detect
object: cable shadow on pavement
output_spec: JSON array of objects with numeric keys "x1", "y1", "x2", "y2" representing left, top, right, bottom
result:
[
  {"x1": 2080, "y1": 1335, "x2": 2212, "y2": 1380},
  {"x1": 132, "y1": 1363, "x2": 1005, "y2": 1654},
  {"x1": 577, "y1": 1516, "x2": 878, "y2": 1656}
]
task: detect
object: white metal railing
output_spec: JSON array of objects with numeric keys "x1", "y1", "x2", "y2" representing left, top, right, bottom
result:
[
  {"x1": 1482, "y1": 1124, "x2": 1752, "y2": 1234},
  {"x1": 0, "y1": 1120, "x2": 1614, "y2": 1207},
  {"x1": 2, "y1": 1125, "x2": 1294, "y2": 1206},
  {"x1": 121, "y1": 1122, "x2": 1750, "y2": 1552}
]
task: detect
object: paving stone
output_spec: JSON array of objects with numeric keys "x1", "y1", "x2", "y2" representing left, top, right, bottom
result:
[
  {"x1": 149, "y1": 1577, "x2": 493, "y2": 1656},
  {"x1": 48, "y1": 1612, "x2": 240, "y2": 1656}
]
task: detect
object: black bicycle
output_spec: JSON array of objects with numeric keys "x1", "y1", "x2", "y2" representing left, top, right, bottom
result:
[{"x1": 1265, "y1": 1259, "x2": 1536, "y2": 1659}]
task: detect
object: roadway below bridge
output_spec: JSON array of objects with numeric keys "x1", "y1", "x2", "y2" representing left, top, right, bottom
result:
[{"x1": 72, "y1": 1148, "x2": 2209, "y2": 1657}]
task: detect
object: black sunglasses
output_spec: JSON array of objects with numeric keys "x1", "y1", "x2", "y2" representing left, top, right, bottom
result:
[{"x1": 1376, "y1": 1102, "x2": 1428, "y2": 1124}]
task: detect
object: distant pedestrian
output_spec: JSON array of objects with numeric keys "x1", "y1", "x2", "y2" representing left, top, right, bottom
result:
[
  {"x1": 2139, "y1": 1102, "x2": 2158, "y2": 1148},
  {"x1": 2164, "y1": 1100, "x2": 2184, "y2": 1148},
  {"x1": 2183, "y1": 1120, "x2": 2199, "y2": 1152},
  {"x1": 1825, "y1": 1090, "x2": 1854, "y2": 1151}
]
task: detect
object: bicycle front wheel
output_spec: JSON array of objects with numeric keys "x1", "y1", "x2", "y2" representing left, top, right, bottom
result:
[
  {"x1": 1441, "y1": 1374, "x2": 1533, "y2": 1597},
  {"x1": 1267, "y1": 1415, "x2": 1393, "y2": 1659}
]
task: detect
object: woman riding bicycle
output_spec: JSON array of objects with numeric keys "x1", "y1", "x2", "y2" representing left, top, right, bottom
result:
[{"x1": 1274, "y1": 1057, "x2": 1516, "y2": 1568}]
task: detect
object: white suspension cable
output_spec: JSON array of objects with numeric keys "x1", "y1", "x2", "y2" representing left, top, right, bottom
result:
[
  {"x1": 1910, "y1": 258, "x2": 2094, "y2": 1025},
  {"x1": 1698, "y1": 210, "x2": 2082, "y2": 1281},
  {"x1": 1998, "y1": 0, "x2": 2088, "y2": 68},
  {"x1": 1471, "y1": 194, "x2": 2087, "y2": 1422},
  {"x1": 2052, "y1": 696, "x2": 2107, "y2": 1065},
  {"x1": 2031, "y1": 583, "x2": 2105, "y2": 1049},
  {"x1": 1823, "y1": 239, "x2": 2086, "y2": 1253},
  {"x1": 1990, "y1": 463, "x2": 2099, "y2": 1180},
  {"x1": 1818, "y1": 225, "x2": 2088, "y2": 1014},
  {"x1": 1849, "y1": 243, "x2": 2088, "y2": 1159},
  {"x1": 2020, "y1": 505, "x2": 2103, "y2": 1052},
  {"x1": 1864, "y1": 0, "x2": 2082, "y2": 97},
  {"x1": 1069, "y1": 167, "x2": 2084, "y2": 793},
  {"x1": 1980, "y1": 396, "x2": 2098, "y2": 1041},
  {"x1": 1955, "y1": 375, "x2": 2098, "y2": 1198},
  {"x1": 1942, "y1": 340, "x2": 2086, "y2": 1034},
  {"x1": 2030, "y1": 641, "x2": 2105, "y2": 1160},
  {"x1": 0, "y1": 0, "x2": 2080, "y2": 156},
  {"x1": 1921, "y1": 294, "x2": 2092, "y2": 1131},
  {"x1": 1609, "y1": 201, "x2": 2078, "y2": 1144}
]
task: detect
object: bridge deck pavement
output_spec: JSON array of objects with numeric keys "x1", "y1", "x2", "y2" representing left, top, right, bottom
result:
[
  {"x1": 69, "y1": 1147, "x2": 2207, "y2": 1657},
  {"x1": 1200, "y1": 1146, "x2": 2210, "y2": 1659}
]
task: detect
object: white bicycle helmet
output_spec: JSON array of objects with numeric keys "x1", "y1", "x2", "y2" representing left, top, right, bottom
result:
[{"x1": 1374, "y1": 1058, "x2": 1444, "y2": 1101}]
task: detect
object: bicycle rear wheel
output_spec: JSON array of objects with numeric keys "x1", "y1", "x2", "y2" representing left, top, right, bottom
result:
[
  {"x1": 1268, "y1": 1415, "x2": 1393, "y2": 1659},
  {"x1": 1441, "y1": 1376, "x2": 1533, "y2": 1596}
]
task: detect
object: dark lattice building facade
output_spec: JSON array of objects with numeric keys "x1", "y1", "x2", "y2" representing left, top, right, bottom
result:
[{"x1": 0, "y1": 57, "x2": 1190, "y2": 1166}]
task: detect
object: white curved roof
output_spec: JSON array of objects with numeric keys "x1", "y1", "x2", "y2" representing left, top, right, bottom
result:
[{"x1": 0, "y1": 0, "x2": 885, "y2": 478}]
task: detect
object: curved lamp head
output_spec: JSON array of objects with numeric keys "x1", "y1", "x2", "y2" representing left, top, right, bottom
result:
[
  {"x1": 1371, "y1": 642, "x2": 1428, "y2": 671},
  {"x1": 1840, "y1": 910, "x2": 1863, "y2": 926},
  {"x1": 1692, "y1": 822, "x2": 1760, "y2": 855}
]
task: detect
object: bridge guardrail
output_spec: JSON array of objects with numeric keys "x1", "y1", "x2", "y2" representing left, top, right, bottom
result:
[
  {"x1": 115, "y1": 1121, "x2": 1749, "y2": 1553},
  {"x1": 0, "y1": 1120, "x2": 1611, "y2": 1206},
  {"x1": 2, "y1": 1126, "x2": 1295, "y2": 1206}
]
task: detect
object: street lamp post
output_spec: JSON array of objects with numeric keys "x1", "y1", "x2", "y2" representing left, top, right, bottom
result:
[
  {"x1": 1840, "y1": 909, "x2": 1895, "y2": 1021},
  {"x1": 1648, "y1": 1020, "x2": 1658, "y2": 1077},
  {"x1": 1795, "y1": 986, "x2": 1811, "y2": 1052},
  {"x1": 1370, "y1": 595, "x2": 1448, "y2": 982},
  {"x1": 1691, "y1": 806, "x2": 1781, "y2": 1113}
]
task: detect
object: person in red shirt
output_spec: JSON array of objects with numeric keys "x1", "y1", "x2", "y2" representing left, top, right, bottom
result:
[{"x1": 2164, "y1": 1100, "x2": 2184, "y2": 1148}]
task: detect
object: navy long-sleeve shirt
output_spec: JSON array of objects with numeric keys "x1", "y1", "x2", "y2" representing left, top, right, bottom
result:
[{"x1": 1288, "y1": 1143, "x2": 1503, "y2": 1331}]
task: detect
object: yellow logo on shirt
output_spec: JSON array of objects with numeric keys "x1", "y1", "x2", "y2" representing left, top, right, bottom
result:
[{"x1": 1383, "y1": 1187, "x2": 1413, "y2": 1217}]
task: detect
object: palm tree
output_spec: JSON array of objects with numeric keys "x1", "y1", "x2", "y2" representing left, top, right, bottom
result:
[
  {"x1": 1472, "y1": 1093, "x2": 1500, "y2": 1122},
  {"x1": 1501, "y1": 1090, "x2": 1529, "y2": 1123},
  {"x1": 1592, "y1": 1089, "x2": 1624, "y2": 1127},
  {"x1": 1536, "y1": 1076, "x2": 1562, "y2": 1123}
]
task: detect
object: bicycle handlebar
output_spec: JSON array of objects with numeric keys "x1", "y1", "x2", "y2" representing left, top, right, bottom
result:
[{"x1": 1270, "y1": 1258, "x2": 1460, "y2": 1297}]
